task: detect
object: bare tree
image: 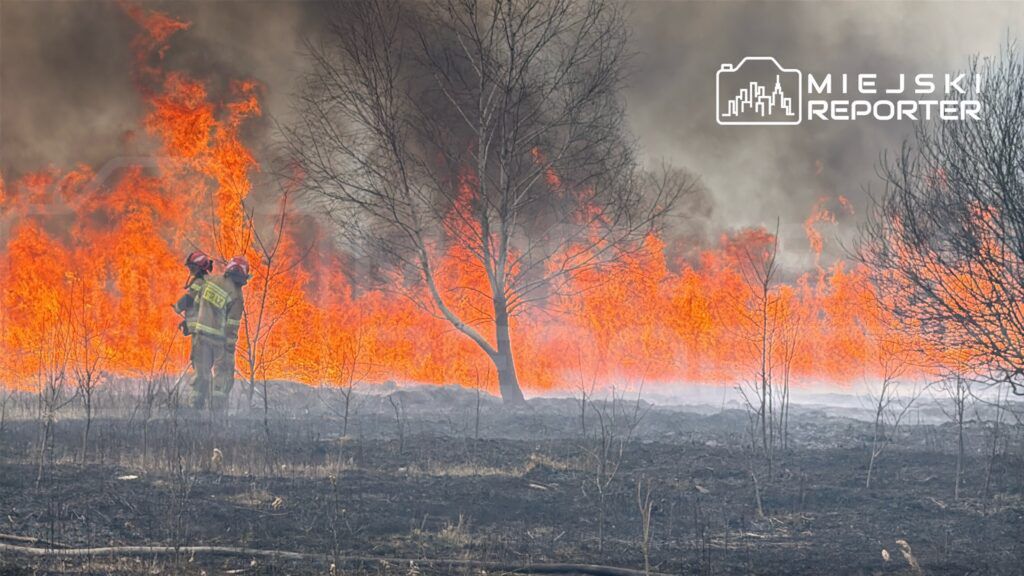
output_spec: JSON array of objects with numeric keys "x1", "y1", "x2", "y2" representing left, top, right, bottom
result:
[
  {"x1": 236, "y1": 184, "x2": 309, "y2": 455},
  {"x1": 935, "y1": 371, "x2": 973, "y2": 499},
  {"x1": 316, "y1": 322, "x2": 374, "y2": 437},
  {"x1": 582, "y1": 382, "x2": 646, "y2": 552},
  {"x1": 975, "y1": 383, "x2": 1010, "y2": 501},
  {"x1": 334, "y1": 350, "x2": 364, "y2": 439},
  {"x1": 136, "y1": 340, "x2": 178, "y2": 470},
  {"x1": 66, "y1": 272, "x2": 111, "y2": 462},
  {"x1": 636, "y1": 475, "x2": 654, "y2": 576},
  {"x1": 285, "y1": 0, "x2": 692, "y2": 402},
  {"x1": 774, "y1": 284, "x2": 809, "y2": 454},
  {"x1": 734, "y1": 223, "x2": 781, "y2": 475},
  {"x1": 35, "y1": 293, "x2": 75, "y2": 488},
  {"x1": 573, "y1": 347, "x2": 599, "y2": 438},
  {"x1": 865, "y1": 336, "x2": 919, "y2": 489},
  {"x1": 859, "y1": 47, "x2": 1024, "y2": 396},
  {"x1": 388, "y1": 393, "x2": 407, "y2": 455}
]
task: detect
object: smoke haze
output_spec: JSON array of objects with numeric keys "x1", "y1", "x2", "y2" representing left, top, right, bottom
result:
[{"x1": 3, "y1": 1, "x2": 1023, "y2": 264}]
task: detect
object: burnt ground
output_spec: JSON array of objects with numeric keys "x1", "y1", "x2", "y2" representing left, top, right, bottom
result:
[{"x1": 0, "y1": 384, "x2": 1023, "y2": 575}]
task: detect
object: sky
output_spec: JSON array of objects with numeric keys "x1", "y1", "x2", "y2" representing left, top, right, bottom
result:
[{"x1": 2, "y1": 0, "x2": 1023, "y2": 266}]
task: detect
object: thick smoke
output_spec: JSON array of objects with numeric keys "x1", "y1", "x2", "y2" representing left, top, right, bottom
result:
[
  {"x1": 2, "y1": 1, "x2": 1023, "y2": 263},
  {"x1": 0, "y1": 0, "x2": 315, "y2": 180},
  {"x1": 1, "y1": 1, "x2": 141, "y2": 176},
  {"x1": 626, "y1": 1, "x2": 1024, "y2": 264}
]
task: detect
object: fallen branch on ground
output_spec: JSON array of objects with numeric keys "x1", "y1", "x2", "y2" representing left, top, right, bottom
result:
[
  {"x1": 0, "y1": 534, "x2": 68, "y2": 549},
  {"x1": 0, "y1": 542, "x2": 671, "y2": 576}
]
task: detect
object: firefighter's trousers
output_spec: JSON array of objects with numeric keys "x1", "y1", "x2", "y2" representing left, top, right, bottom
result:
[
  {"x1": 189, "y1": 336, "x2": 224, "y2": 410},
  {"x1": 213, "y1": 347, "x2": 236, "y2": 410}
]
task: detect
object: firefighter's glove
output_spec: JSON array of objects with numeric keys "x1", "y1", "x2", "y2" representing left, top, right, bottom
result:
[
  {"x1": 174, "y1": 293, "x2": 195, "y2": 314},
  {"x1": 178, "y1": 319, "x2": 191, "y2": 337}
]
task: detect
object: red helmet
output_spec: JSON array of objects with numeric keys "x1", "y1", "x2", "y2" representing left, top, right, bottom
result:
[
  {"x1": 185, "y1": 251, "x2": 214, "y2": 274},
  {"x1": 224, "y1": 256, "x2": 250, "y2": 284}
]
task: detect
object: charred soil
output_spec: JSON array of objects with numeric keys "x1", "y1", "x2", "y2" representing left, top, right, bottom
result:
[{"x1": 1, "y1": 387, "x2": 1022, "y2": 575}]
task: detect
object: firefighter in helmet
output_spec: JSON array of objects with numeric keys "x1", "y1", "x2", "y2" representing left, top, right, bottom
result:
[
  {"x1": 174, "y1": 250, "x2": 218, "y2": 409},
  {"x1": 210, "y1": 256, "x2": 249, "y2": 411},
  {"x1": 174, "y1": 251, "x2": 214, "y2": 333}
]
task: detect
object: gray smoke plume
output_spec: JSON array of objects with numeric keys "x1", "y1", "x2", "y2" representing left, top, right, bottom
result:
[
  {"x1": 0, "y1": 0, "x2": 315, "y2": 179},
  {"x1": 625, "y1": 1, "x2": 1024, "y2": 263},
  {"x1": 3, "y1": 1, "x2": 1023, "y2": 263}
]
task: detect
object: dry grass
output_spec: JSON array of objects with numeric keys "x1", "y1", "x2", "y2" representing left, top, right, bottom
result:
[
  {"x1": 402, "y1": 462, "x2": 519, "y2": 477},
  {"x1": 41, "y1": 444, "x2": 578, "y2": 482},
  {"x1": 436, "y1": 514, "x2": 471, "y2": 547},
  {"x1": 401, "y1": 452, "x2": 574, "y2": 479},
  {"x1": 225, "y1": 487, "x2": 278, "y2": 509},
  {"x1": 524, "y1": 452, "x2": 574, "y2": 472},
  {"x1": 406, "y1": 514, "x2": 475, "y2": 550}
]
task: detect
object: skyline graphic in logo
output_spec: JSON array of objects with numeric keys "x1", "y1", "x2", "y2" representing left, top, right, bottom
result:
[{"x1": 717, "y1": 57, "x2": 802, "y2": 125}]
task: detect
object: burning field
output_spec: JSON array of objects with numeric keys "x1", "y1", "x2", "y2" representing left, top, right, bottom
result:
[
  {"x1": 2, "y1": 1, "x2": 1024, "y2": 575},
  {"x1": 0, "y1": 3, "x2": 928, "y2": 399}
]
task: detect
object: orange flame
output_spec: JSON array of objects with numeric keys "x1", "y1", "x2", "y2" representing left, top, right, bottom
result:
[
  {"x1": 0, "y1": 6, "x2": 939, "y2": 394},
  {"x1": 803, "y1": 195, "x2": 853, "y2": 267}
]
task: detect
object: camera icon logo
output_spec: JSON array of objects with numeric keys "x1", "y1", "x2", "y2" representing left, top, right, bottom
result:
[{"x1": 717, "y1": 57, "x2": 802, "y2": 126}]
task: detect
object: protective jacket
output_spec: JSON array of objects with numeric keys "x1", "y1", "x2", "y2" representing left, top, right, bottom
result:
[
  {"x1": 213, "y1": 276, "x2": 244, "y2": 410},
  {"x1": 224, "y1": 277, "x2": 244, "y2": 349},
  {"x1": 191, "y1": 274, "x2": 244, "y2": 342},
  {"x1": 174, "y1": 276, "x2": 207, "y2": 335}
]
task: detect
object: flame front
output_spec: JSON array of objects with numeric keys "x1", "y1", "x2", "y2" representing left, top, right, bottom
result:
[{"x1": 0, "y1": 7, "x2": 937, "y2": 394}]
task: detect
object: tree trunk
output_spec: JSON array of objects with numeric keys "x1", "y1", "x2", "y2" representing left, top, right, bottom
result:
[
  {"x1": 81, "y1": 394, "x2": 92, "y2": 463},
  {"x1": 495, "y1": 347, "x2": 525, "y2": 404},
  {"x1": 866, "y1": 450, "x2": 876, "y2": 489},
  {"x1": 867, "y1": 418, "x2": 880, "y2": 489},
  {"x1": 36, "y1": 412, "x2": 52, "y2": 489},
  {"x1": 493, "y1": 298, "x2": 525, "y2": 404},
  {"x1": 342, "y1": 390, "x2": 351, "y2": 437},
  {"x1": 247, "y1": 380, "x2": 256, "y2": 409},
  {"x1": 759, "y1": 288, "x2": 769, "y2": 469},
  {"x1": 955, "y1": 416, "x2": 964, "y2": 500}
]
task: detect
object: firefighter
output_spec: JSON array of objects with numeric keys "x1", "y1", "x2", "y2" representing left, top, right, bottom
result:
[
  {"x1": 210, "y1": 256, "x2": 249, "y2": 411},
  {"x1": 184, "y1": 257, "x2": 241, "y2": 411},
  {"x1": 174, "y1": 251, "x2": 214, "y2": 336},
  {"x1": 173, "y1": 251, "x2": 218, "y2": 409}
]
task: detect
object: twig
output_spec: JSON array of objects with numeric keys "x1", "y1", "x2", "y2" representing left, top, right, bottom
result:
[{"x1": 751, "y1": 469, "x2": 765, "y2": 518}]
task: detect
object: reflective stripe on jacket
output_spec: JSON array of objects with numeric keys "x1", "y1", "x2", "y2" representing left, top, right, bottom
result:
[
  {"x1": 192, "y1": 276, "x2": 241, "y2": 340},
  {"x1": 174, "y1": 276, "x2": 207, "y2": 333}
]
